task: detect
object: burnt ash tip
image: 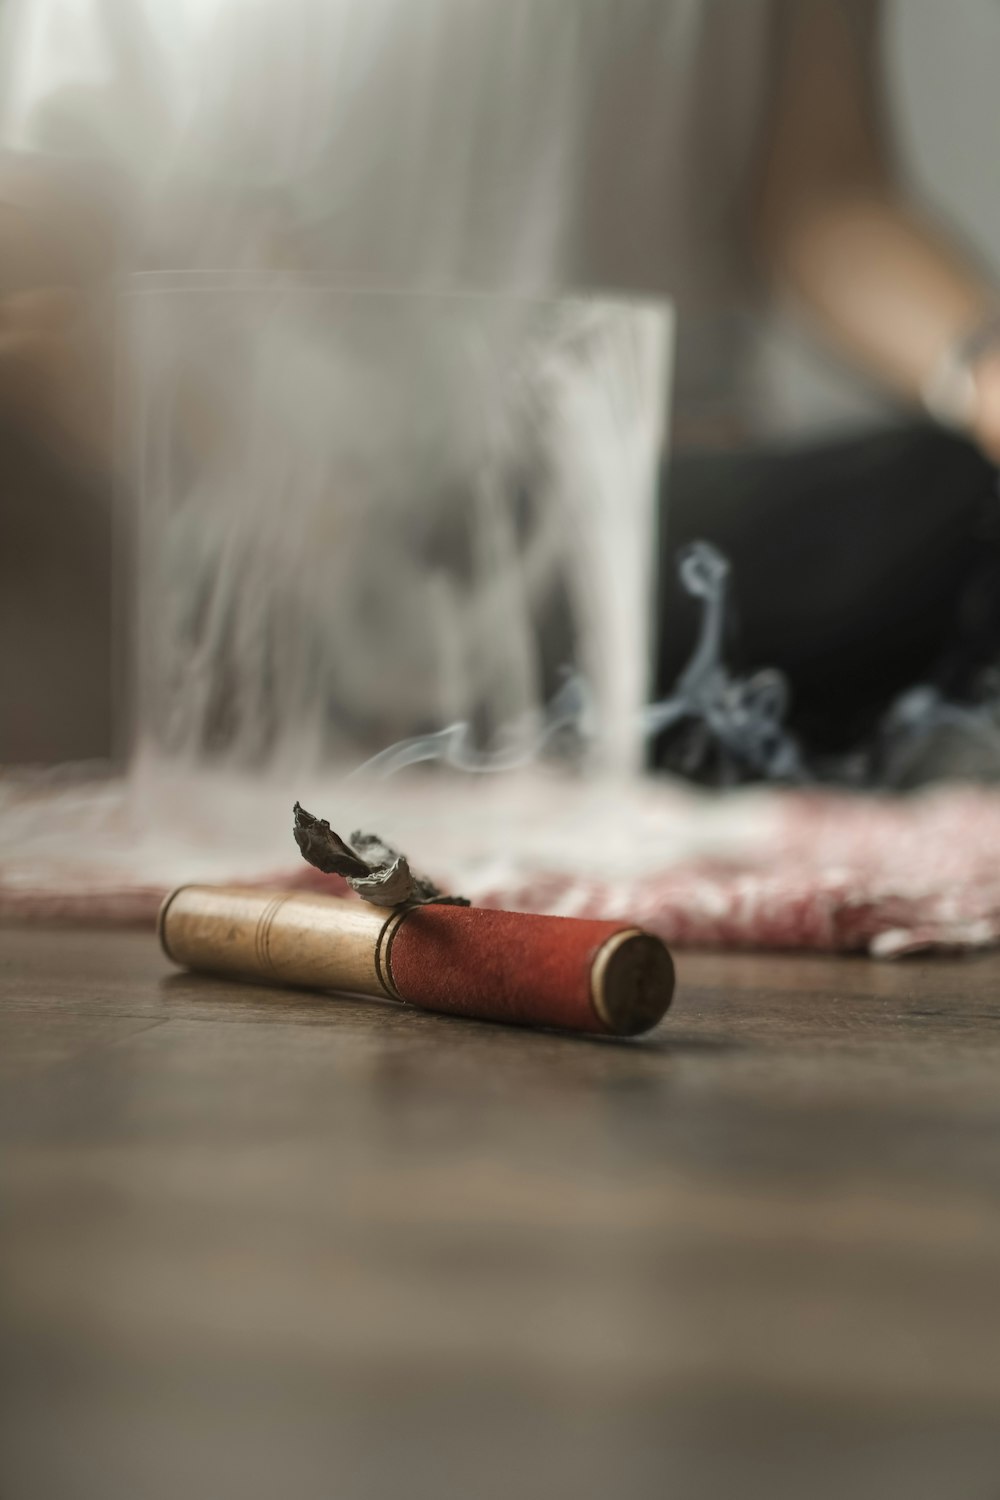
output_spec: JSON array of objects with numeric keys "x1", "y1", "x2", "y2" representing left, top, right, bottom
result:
[{"x1": 292, "y1": 802, "x2": 372, "y2": 879}]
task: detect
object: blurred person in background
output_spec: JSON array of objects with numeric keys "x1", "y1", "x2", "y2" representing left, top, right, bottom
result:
[
  {"x1": 658, "y1": 0, "x2": 1000, "y2": 781},
  {"x1": 0, "y1": 0, "x2": 998, "y2": 779}
]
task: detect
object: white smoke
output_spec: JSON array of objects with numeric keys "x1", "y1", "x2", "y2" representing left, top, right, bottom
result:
[{"x1": 126, "y1": 283, "x2": 669, "y2": 790}]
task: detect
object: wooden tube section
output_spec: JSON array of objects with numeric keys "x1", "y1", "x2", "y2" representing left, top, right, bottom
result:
[{"x1": 159, "y1": 886, "x2": 675, "y2": 1037}]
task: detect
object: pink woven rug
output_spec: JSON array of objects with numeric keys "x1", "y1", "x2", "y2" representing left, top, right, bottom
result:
[
  {"x1": 4, "y1": 777, "x2": 1000, "y2": 957},
  {"x1": 470, "y1": 788, "x2": 1000, "y2": 958}
]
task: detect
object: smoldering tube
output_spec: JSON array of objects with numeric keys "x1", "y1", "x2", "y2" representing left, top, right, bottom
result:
[{"x1": 158, "y1": 885, "x2": 675, "y2": 1038}]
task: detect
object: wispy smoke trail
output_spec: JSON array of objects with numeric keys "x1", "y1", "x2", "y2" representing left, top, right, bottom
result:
[
  {"x1": 642, "y1": 542, "x2": 805, "y2": 782},
  {"x1": 350, "y1": 541, "x2": 806, "y2": 784},
  {"x1": 349, "y1": 670, "x2": 596, "y2": 778},
  {"x1": 349, "y1": 536, "x2": 1000, "y2": 790}
]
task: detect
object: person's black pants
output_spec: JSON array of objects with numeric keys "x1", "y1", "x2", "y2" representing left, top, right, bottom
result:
[{"x1": 655, "y1": 424, "x2": 1000, "y2": 758}]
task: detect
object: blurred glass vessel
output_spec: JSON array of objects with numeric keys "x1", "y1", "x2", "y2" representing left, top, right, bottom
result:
[{"x1": 120, "y1": 275, "x2": 671, "y2": 854}]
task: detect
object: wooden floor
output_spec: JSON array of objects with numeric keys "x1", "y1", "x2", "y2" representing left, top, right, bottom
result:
[{"x1": 2, "y1": 927, "x2": 1000, "y2": 1500}]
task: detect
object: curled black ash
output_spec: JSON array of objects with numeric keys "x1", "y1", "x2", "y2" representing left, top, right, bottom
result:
[{"x1": 293, "y1": 802, "x2": 469, "y2": 909}]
